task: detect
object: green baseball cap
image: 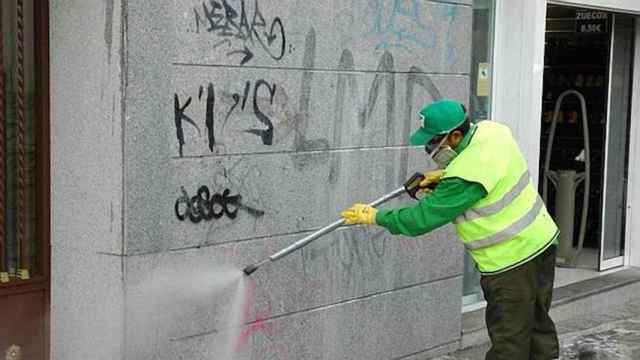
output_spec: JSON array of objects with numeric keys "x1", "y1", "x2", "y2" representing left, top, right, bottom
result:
[{"x1": 409, "y1": 99, "x2": 466, "y2": 146}]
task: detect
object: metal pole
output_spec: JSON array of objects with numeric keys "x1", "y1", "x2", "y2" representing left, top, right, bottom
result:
[
  {"x1": 243, "y1": 186, "x2": 406, "y2": 275},
  {"x1": 269, "y1": 187, "x2": 405, "y2": 261},
  {"x1": 555, "y1": 170, "x2": 577, "y2": 261}
]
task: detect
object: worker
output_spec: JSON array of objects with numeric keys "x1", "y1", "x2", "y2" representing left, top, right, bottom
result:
[{"x1": 341, "y1": 99, "x2": 560, "y2": 360}]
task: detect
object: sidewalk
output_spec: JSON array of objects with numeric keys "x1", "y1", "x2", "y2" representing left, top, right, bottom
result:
[{"x1": 431, "y1": 298, "x2": 640, "y2": 360}]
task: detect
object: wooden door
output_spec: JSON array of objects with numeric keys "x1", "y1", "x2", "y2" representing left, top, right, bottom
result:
[{"x1": 0, "y1": 1, "x2": 50, "y2": 359}]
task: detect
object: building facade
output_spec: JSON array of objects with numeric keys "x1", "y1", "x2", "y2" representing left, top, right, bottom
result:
[{"x1": 1, "y1": 0, "x2": 640, "y2": 359}]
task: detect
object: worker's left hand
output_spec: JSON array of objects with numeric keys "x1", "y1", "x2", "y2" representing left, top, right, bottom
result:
[
  {"x1": 340, "y1": 203, "x2": 378, "y2": 225},
  {"x1": 419, "y1": 169, "x2": 445, "y2": 189}
]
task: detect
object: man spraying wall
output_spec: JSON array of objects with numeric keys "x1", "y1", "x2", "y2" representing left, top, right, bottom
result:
[{"x1": 341, "y1": 99, "x2": 560, "y2": 360}]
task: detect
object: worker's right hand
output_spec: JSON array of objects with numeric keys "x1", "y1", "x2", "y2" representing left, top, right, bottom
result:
[{"x1": 419, "y1": 170, "x2": 445, "y2": 191}]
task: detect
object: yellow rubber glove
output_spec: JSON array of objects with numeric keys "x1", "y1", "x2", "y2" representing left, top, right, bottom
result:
[
  {"x1": 419, "y1": 169, "x2": 445, "y2": 189},
  {"x1": 340, "y1": 203, "x2": 378, "y2": 225}
]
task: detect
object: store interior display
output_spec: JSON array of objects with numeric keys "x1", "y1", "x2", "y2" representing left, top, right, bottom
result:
[{"x1": 539, "y1": 6, "x2": 611, "y2": 254}]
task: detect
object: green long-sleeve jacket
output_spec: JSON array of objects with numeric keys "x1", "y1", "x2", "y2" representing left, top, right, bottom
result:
[
  {"x1": 376, "y1": 177, "x2": 487, "y2": 236},
  {"x1": 376, "y1": 126, "x2": 487, "y2": 235},
  {"x1": 376, "y1": 126, "x2": 558, "y2": 247}
]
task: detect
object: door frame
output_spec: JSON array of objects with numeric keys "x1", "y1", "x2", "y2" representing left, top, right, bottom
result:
[
  {"x1": 597, "y1": 12, "x2": 636, "y2": 271},
  {"x1": 626, "y1": 19, "x2": 640, "y2": 268},
  {"x1": 35, "y1": 2, "x2": 51, "y2": 358},
  {"x1": 492, "y1": 0, "x2": 640, "y2": 270}
]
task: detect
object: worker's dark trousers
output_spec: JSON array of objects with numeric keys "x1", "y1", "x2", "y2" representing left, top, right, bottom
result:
[{"x1": 480, "y1": 245, "x2": 559, "y2": 360}]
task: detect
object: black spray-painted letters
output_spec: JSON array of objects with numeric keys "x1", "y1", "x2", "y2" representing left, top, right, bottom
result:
[
  {"x1": 193, "y1": 0, "x2": 286, "y2": 65},
  {"x1": 175, "y1": 185, "x2": 265, "y2": 223},
  {"x1": 174, "y1": 79, "x2": 275, "y2": 157}
]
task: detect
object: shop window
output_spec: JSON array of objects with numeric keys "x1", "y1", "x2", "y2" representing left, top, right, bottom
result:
[{"x1": 469, "y1": 0, "x2": 495, "y2": 122}]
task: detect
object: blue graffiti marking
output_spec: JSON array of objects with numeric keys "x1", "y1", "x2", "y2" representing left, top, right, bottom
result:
[{"x1": 367, "y1": 0, "x2": 436, "y2": 51}]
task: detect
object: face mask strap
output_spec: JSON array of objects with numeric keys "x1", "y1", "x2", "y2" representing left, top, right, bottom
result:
[{"x1": 426, "y1": 132, "x2": 450, "y2": 158}]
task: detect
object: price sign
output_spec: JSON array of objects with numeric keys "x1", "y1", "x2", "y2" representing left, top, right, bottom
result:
[{"x1": 575, "y1": 10, "x2": 609, "y2": 33}]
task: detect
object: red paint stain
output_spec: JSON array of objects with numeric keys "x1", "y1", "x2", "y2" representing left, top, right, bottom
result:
[
  {"x1": 221, "y1": 245, "x2": 240, "y2": 258},
  {"x1": 306, "y1": 279, "x2": 326, "y2": 293},
  {"x1": 222, "y1": 249, "x2": 291, "y2": 359},
  {"x1": 235, "y1": 277, "x2": 285, "y2": 359}
]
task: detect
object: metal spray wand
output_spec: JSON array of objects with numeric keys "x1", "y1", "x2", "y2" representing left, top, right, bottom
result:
[
  {"x1": 242, "y1": 172, "x2": 429, "y2": 276},
  {"x1": 242, "y1": 132, "x2": 449, "y2": 276}
]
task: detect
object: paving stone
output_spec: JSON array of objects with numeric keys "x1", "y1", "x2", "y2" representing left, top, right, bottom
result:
[{"x1": 430, "y1": 298, "x2": 640, "y2": 360}]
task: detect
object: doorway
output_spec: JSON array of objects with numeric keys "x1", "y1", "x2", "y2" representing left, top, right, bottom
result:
[{"x1": 540, "y1": 5, "x2": 634, "y2": 286}]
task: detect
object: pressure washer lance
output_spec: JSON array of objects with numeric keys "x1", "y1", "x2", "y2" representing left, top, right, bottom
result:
[{"x1": 242, "y1": 172, "x2": 431, "y2": 276}]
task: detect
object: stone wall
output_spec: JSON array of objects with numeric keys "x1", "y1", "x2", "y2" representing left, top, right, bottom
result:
[
  {"x1": 51, "y1": 0, "x2": 126, "y2": 359},
  {"x1": 52, "y1": 1, "x2": 473, "y2": 359}
]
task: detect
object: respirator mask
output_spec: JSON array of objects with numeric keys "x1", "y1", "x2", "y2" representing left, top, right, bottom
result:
[{"x1": 425, "y1": 133, "x2": 458, "y2": 169}]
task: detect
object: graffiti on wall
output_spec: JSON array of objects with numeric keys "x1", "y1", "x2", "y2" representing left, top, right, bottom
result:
[
  {"x1": 175, "y1": 185, "x2": 265, "y2": 223},
  {"x1": 160, "y1": 0, "x2": 467, "y2": 357},
  {"x1": 365, "y1": 0, "x2": 437, "y2": 51},
  {"x1": 172, "y1": 20, "x2": 452, "y2": 246},
  {"x1": 302, "y1": 227, "x2": 389, "y2": 286},
  {"x1": 192, "y1": 0, "x2": 287, "y2": 65},
  {"x1": 290, "y1": 27, "x2": 445, "y2": 188},
  {"x1": 175, "y1": 23, "x2": 450, "y2": 172},
  {"x1": 174, "y1": 79, "x2": 277, "y2": 156},
  {"x1": 359, "y1": 0, "x2": 460, "y2": 66}
]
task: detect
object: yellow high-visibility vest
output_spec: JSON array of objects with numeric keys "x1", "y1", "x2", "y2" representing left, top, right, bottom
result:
[{"x1": 443, "y1": 121, "x2": 558, "y2": 274}]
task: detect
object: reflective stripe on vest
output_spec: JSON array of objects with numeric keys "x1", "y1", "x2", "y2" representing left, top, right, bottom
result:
[
  {"x1": 454, "y1": 171, "x2": 531, "y2": 224},
  {"x1": 463, "y1": 195, "x2": 544, "y2": 250}
]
